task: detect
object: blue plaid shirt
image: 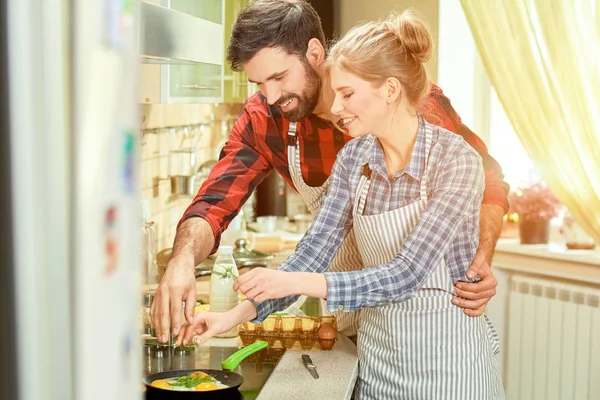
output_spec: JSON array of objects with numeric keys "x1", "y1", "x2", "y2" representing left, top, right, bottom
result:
[{"x1": 251, "y1": 120, "x2": 484, "y2": 322}]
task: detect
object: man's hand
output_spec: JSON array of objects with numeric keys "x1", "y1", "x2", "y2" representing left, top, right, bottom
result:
[
  {"x1": 151, "y1": 256, "x2": 197, "y2": 342},
  {"x1": 150, "y1": 217, "x2": 215, "y2": 343},
  {"x1": 452, "y1": 251, "x2": 498, "y2": 316},
  {"x1": 234, "y1": 268, "x2": 297, "y2": 302},
  {"x1": 452, "y1": 203, "x2": 503, "y2": 317}
]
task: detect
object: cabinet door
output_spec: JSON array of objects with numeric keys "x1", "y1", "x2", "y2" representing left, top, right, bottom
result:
[
  {"x1": 222, "y1": 0, "x2": 251, "y2": 103},
  {"x1": 161, "y1": 63, "x2": 223, "y2": 104},
  {"x1": 161, "y1": 0, "x2": 224, "y2": 104},
  {"x1": 166, "y1": 0, "x2": 223, "y2": 24}
]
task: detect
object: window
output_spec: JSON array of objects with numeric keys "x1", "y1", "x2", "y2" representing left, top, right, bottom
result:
[
  {"x1": 437, "y1": 0, "x2": 539, "y2": 190},
  {"x1": 488, "y1": 88, "x2": 540, "y2": 189}
]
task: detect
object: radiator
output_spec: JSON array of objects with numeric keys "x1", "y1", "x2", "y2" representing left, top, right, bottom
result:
[{"x1": 506, "y1": 275, "x2": 600, "y2": 400}]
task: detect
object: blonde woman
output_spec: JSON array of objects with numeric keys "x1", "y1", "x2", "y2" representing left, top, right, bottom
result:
[{"x1": 178, "y1": 10, "x2": 504, "y2": 399}]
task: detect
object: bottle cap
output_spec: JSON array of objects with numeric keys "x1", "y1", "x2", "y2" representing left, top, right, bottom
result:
[{"x1": 217, "y1": 245, "x2": 233, "y2": 255}]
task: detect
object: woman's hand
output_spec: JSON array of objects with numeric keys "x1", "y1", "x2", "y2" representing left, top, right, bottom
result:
[
  {"x1": 175, "y1": 311, "x2": 238, "y2": 346},
  {"x1": 234, "y1": 268, "x2": 297, "y2": 302},
  {"x1": 176, "y1": 301, "x2": 258, "y2": 346}
]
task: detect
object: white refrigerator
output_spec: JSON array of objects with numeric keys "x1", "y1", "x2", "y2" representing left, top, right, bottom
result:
[{"x1": 3, "y1": 0, "x2": 142, "y2": 399}]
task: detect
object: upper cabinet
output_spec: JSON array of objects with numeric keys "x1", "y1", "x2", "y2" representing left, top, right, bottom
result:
[
  {"x1": 139, "y1": 0, "x2": 253, "y2": 105},
  {"x1": 168, "y1": 0, "x2": 223, "y2": 23},
  {"x1": 222, "y1": 0, "x2": 251, "y2": 104},
  {"x1": 139, "y1": 0, "x2": 225, "y2": 104}
]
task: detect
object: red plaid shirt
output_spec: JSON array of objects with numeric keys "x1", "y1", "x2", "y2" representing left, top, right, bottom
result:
[{"x1": 183, "y1": 84, "x2": 510, "y2": 251}]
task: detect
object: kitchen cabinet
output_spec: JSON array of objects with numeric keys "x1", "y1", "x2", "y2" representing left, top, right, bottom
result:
[
  {"x1": 138, "y1": 0, "x2": 257, "y2": 104},
  {"x1": 167, "y1": 0, "x2": 223, "y2": 23},
  {"x1": 139, "y1": 0, "x2": 225, "y2": 104},
  {"x1": 222, "y1": 0, "x2": 251, "y2": 103}
]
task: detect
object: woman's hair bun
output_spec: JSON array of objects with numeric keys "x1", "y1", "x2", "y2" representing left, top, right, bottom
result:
[{"x1": 386, "y1": 9, "x2": 433, "y2": 63}]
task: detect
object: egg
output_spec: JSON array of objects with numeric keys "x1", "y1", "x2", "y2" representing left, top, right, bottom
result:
[
  {"x1": 150, "y1": 379, "x2": 171, "y2": 389},
  {"x1": 317, "y1": 322, "x2": 337, "y2": 340},
  {"x1": 319, "y1": 338, "x2": 336, "y2": 350},
  {"x1": 190, "y1": 371, "x2": 209, "y2": 379},
  {"x1": 195, "y1": 382, "x2": 219, "y2": 391}
]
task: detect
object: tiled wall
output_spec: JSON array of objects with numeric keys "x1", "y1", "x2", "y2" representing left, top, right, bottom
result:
[
  {"x1": 139, "y1": 103, "x2": 313, "y2": 252},
  {"x1": 139, "y1": 103, "x2": 243, "y2": 251}
]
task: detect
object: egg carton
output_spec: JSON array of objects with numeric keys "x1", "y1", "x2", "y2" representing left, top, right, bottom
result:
[
  {"x1": 239, "y1": 315, "x2": 337, "y2": 338},
  {"x1": 240, "y1": 334, "x2": 337, "y2": 351}
]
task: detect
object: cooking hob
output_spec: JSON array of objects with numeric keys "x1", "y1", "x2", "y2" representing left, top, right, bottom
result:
[{"x1": 143, "y1": 343, "x2": 286, "y2": 400}]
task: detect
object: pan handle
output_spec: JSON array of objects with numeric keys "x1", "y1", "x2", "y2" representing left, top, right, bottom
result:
[{"x1": 221, "y1": 340, "x2": 268, "y2": 371}]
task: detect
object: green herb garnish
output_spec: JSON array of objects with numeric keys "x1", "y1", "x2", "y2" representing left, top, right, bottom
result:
[
  {"x1": 212, "y1": 266, "x2": 238, "y2": 280},
  {"x1": 171, "y1": 374, "x2": 216, "y2": 388}
]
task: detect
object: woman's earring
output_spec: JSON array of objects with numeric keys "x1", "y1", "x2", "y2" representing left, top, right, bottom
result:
[{"x1": 386, "y1": 99, "x2": 391, "y2": 104}]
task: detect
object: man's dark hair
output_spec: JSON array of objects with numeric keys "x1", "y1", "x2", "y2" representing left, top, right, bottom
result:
[{"x1": 227, "y1": 0, "x2": 326, "y2": 71}]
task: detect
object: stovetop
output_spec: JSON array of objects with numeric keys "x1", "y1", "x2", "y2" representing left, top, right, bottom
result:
[{"x1": 143, "y1": 344, "x2": 286, "y2": 400}]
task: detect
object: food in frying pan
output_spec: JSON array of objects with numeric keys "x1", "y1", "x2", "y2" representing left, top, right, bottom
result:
[{"x1": 150, "y1": 371, "x2": 227, "y2": 391}]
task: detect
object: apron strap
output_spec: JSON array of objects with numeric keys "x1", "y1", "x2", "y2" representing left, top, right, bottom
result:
[
  {"x1": 286, "y1": 121, "x2": 300, "y2": 178},
  {"x1": 287, "y1": 122, "x2": 298, "y2": 146},
  {"x1": 354, "y1": 165, "x2": 372, "y2": 216},
  {"x1": 419, "y1": 116, "x2": 431, "y2": 201}
]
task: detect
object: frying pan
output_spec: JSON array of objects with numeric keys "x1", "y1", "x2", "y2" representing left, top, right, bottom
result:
[{"x1": 144, "y1": 341, "x2": 267, "y2": 400}]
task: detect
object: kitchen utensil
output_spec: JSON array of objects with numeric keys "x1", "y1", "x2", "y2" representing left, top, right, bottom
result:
[
  {"x1": 301, "y1": 354, "x2": 319, "y2": 379},
  {"x1": 232, "y1": 238, "x2": 273, "y2": 268},
  {"x1": 249, "y1": 235, "x2": 300, "y2": 254},
  {"x1": 170, "y1": 174, "x2": 196, "y2": 196},
  {"x1": 168, "y1": 126, "x2": 204, "y2": 197},
  {"x1": 143, "y1": 340, "x2": 268, "y2": 399}
]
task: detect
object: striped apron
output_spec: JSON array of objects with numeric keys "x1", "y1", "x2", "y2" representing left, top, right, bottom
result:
[
  {"x1": 287, "y1": 122, "x2": 363, "y2": 337},
  {"x1": 353, "y1": 131, "x2": 504, "y2": 400}
]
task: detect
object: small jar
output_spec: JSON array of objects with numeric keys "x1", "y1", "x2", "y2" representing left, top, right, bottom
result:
[{"x1": 141, "y1": 290, "x2": 155, "y2": 335}]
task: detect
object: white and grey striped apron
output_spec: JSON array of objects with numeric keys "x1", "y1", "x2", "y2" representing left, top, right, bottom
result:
[
  {"x1": 353, "y1": 131, "x2": 504, "y2": 400},
  {"x1": 287, "y1": 121, "x2": 363, "y2": 337}
]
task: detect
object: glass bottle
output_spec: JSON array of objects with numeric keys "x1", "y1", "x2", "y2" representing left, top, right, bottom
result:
[{"x1": 209, "y1": 245, "x2": 240, "y2": 337}]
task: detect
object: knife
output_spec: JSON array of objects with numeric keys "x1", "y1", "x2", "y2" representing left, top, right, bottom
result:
[{"x1": 302, "y1": 354, "x2": 319, "y2": 379}]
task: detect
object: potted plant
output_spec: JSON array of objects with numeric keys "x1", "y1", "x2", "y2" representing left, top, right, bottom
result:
[{"x1": 508, "y1": 183, "x2": 561, "y2": 244}]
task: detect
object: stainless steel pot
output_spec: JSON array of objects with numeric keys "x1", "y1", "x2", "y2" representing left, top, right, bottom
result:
[{"x1": 170, "y1": 175, "x2": 196, "y2": 196}]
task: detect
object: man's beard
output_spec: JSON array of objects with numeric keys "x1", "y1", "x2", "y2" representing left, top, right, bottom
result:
[{"x1": 279, "y1": 61, "x2": 321, "y2": 122}]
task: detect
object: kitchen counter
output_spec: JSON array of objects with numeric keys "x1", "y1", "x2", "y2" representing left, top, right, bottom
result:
[
  {"x1": 202, "y1": 334, "x2": 358, "y2": 400},
  {"x1": 254, "y1": 334, "x2": 357, "y2": 400}
]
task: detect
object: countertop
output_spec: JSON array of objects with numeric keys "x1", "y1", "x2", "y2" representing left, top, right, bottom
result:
[{"x1": 202, "y1": 335, "x2": 358, "y2": 400}]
